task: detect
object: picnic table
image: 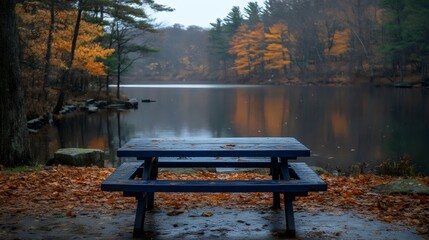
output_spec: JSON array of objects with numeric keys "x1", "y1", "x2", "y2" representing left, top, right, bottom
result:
[{"x1": 101, "y1": 137, "x2": 327, "y2": 237}]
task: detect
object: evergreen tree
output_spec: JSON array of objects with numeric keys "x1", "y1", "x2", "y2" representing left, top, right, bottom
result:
[
  {"x1": 402, "y1": 0, "x2": 429, "y2": 81},
  {"x1": 223, "y1": 6, "x2": 244, "y2": 37},
  {"x1": 208, "y1": 18, "x2": 231, "y2": 79},
  {"x1": 244, "y1": 2, "x2": 262, "y2": 26},
  {"x1": 379, "y1": 0, "x2": 407, "y2": 82}
]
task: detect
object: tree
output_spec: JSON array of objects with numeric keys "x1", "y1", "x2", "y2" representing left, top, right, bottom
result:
[
  {"x1": 99, "y1": 0, "x2": 172, "y2": 98},
  {"x1": 0, "y1": 0, "x2": 32, "y2": 167},
  {"x1": 229, "y1": 23, "x2": 265, "y2": 79},
  {"x1": 325, "y1": 28, "x2": 351, "y2": 57},
  {"x1": 264, "y1": 22, "x2": 293, "y2": 74},
  {"x1": 244, "y1": 1, "x2": 262, "y2": 26},
  {"x1": 224, "y1": 6, "x2": 244, "y2": 38},
  {"x1": 379, "y1": 0, "x2": 407, "y2": 82},
  {"x1": 402, "y1": 0, "x2": 429, "y2": 82},
  {"x1": 17, "y1": 2, "x2": 115, "y2": 92},
  {"x1": 53, "y1": 0, "x2": 84, "y2": 114},
  {"x1": 208, "y1": 18, "x2": 232, "y2": 79}
]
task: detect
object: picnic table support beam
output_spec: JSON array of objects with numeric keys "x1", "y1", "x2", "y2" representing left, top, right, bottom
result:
[
  {"x1": 137, "y1": 157, "x2": 157, "y2": 210},
  {"x1": 147, "y1": 157, "x2": 158, "y2": 210},
  {"x1": 271, "y1": 157, "x2": 281, "y2": 209},
  {"x1": 280, "y1": 157, "x2": 296, "y2": 237},
  {"x1": 284, "y1": 194, "x2": 296, "y2": 237},
  {"x1": 134, "y1": 193, "x2": 147, "y2": 237},
  {"x1": 133, "y1": 157, "x2": 155, "y2": 237}
]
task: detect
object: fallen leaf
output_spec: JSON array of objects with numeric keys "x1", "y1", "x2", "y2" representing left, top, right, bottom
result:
[
  {"x1": 66, "y1": 209, "x2": 76, "y2": 218},
  {"x1": 201, "y1": 212, "x2": 214, "y2": 217},
  {"x1": 416, "y1": 227, "x2": 429, "y2": 234}
]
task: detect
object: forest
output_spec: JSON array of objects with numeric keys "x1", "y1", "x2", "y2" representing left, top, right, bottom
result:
[
  {"x1": 130, "y1": 0, "x2": 429, "y2": 86},
  {"x1": 3, "y1": 0, "x2": 428, "y2": 120}
]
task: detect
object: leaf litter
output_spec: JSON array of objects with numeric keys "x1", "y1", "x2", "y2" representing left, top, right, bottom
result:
[{"x1": 0, "y1": 166, "x2": 428, "y2": 234}]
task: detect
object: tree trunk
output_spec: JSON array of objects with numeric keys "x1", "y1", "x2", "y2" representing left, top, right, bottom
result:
[
  {"x1": 0, "y1": 0, "x2": 32, "y2": 167},
  {"x1": 116, "y1": 22, "x2": 121, "y2": 99},
  {"x1": 53, "y1": 0, "x2": 83, "y2": 114},
  {"x1": 42, "y1": 0, "x2": 55, "y2": 97}
]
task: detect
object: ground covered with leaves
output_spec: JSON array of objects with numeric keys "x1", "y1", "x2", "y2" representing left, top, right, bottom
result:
[{"x1": 0, "y1": 166, "x2": 428, "y2": 235}]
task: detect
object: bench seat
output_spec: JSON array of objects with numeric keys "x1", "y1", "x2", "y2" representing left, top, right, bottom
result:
[{"x1": 101, "y1": 161, "x2": 327, "y2": 193}]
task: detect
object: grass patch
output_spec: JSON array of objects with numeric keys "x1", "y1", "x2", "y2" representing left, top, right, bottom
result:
[
  {"x1": 377, "y1": 154, "x2": 416, "y2": 176},
  {"x1": 1, "y1": 165, "x2": 45, "y2": 174}
]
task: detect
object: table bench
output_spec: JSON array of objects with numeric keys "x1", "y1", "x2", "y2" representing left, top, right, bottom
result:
[{"x1": 101, "y1": 137, "x2": 327, "y2": 237}]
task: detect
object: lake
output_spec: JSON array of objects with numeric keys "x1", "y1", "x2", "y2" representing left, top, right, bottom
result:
[{"x1": 30, "y1": 84, "x2": 429, "y2": 175}]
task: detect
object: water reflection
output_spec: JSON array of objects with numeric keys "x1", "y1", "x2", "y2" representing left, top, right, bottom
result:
[{"x1": 30, "y1": 85, "x2": 429, "y2": 174}]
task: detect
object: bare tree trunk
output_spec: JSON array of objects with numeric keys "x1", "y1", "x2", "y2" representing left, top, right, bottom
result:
[
  {"x1": 116, "y1": 22, "x2": 121, "y2": 99},
  {"x1": 0, "y1": 0, "x2": 32, "y2": 167},
  {"x1": 53, "y1": 0, "x2": 83, "y2": 114},
  {"x1": 42, "y1": 0, "x2": 55, "y2": 97}
]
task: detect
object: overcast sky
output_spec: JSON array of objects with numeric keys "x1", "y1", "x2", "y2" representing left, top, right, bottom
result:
[{"x1": 152, "y1": 0, "x2": 266, "y2": 29}]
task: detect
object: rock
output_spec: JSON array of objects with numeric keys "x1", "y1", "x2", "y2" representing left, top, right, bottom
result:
[
  {"x1": 63, "y1": 105, "x2": 77, "y2": 113},
  {"x1": 86, "y1": 105, "x2": 98, "y2": 113},
  {"x1": 27, "y1": 117, "x2": 45, "y2": 129},
  {"x1": 127, "y1": 98, "x2": 138, "y2": 109},
  {"x1": 95, "y1": 100, "x2": 108, "y2": 109},
  {"x1": 373, "y1": 178, "x2": 429, "y2": 195},
  {"x1": 59, "y1": 109, "x2": 68, "y2": 115},
  {"x1": 106, "y1": 103, "x2": 127, "y2": 109},
  {"x1": 48, "y1": 148, "x2": 105, "y2": 167},
  {"x1": 28, "y1": 128, "x2": 39, "y2": 134},
  {"x1": 86, "y1": 99, "x2": 95, "y2": 105}
]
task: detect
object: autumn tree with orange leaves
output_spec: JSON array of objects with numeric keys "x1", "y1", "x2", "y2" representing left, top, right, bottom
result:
[
  {"x1": 17, "y1": 5, "x2": 114, "y2": 76},
  {"x1": 229, "y1": 23, "x2": 265, "y2": 78},
  {"x1": 16, "y1": 2, "x2": 115, "y2": 114},
  {"x1": 264, "y1": 22, "x2": 294, "y2": 75}
]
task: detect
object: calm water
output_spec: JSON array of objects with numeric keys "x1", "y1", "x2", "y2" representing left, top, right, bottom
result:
[{"x1": 30, "y1": 85, "x2": 429, "y2": 174}]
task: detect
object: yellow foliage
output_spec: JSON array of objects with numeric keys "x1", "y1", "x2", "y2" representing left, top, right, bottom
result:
[
  {"x1": 264, "y1": 22, "x2": 293, "y2": 71},
  {"x1": 16, "y1": 3, "x2": 114, "y2": 76},
  {"x1": 229, "y1": 23, "x2": 265, "y2": 76},
  {"x1": 326, "y1": 28, "x2": 351, "y2": 57}
]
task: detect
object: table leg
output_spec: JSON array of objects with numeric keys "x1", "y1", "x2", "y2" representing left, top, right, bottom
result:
[
  {"x1": 147, "y1": 157, "x2": 159, "y2": 210},
  {"x1": 284, "y1": 194, "x2": 296, "y2": 237},
  {"x1": 280, "y1": 157, "x2": 296, "y2": 237},
  {"x1": 271, "y1": 157, "x2": 281, "y2": 209},
  {"x1": 134, "y1": 193, "x2": 147, "y2": 237},
  {"x1": 140, "y1": 158, "x2": 155, "y2": 210}
]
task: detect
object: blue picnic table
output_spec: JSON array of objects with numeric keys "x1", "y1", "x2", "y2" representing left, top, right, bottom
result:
[{"x1": 101, "y1": 137, "x2": 327, "y2": 237}]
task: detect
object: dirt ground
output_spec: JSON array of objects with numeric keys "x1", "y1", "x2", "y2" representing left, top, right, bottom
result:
[{"x1": 0, "y1": 207, "x2": 427, "y2": 240}]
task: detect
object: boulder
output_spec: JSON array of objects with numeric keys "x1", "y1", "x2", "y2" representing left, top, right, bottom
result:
[
  {"x1": 127, "y1": 98, "x2": 138, "y2": 108},
  {"x1": 373, "y1": 178, "x2": 429, "y2": 195},
  {"x1": 48, "y1": 148, "x2": 105, "y2": 167},
  {"x1": 95, "y1": 100, "x2": 108, "y2": 109},
  {"x1": 27, "y1": 117, "x2": 45, "y2": 129},
  {"x1": 86, "y1": 104, "x2": 98, "y2": 113}
]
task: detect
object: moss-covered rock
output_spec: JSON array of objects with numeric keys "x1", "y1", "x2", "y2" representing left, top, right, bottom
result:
[
  {"x1": 48, "y1": 148, "x2": 105, "y2": 167},
  {"x1": 373, "y1": 178, "x2": 429, "y2": 195}
]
